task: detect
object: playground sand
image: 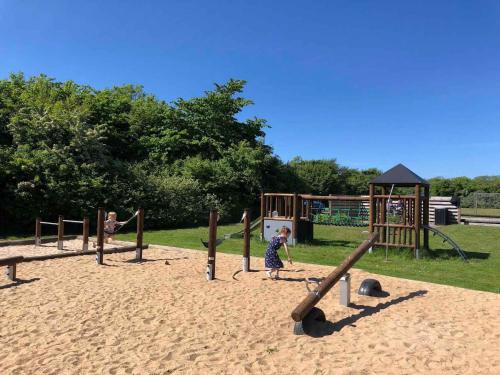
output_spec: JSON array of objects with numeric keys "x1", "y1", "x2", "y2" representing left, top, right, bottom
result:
[{"x1": 0, "y1": 244, "x2": 499, "y2": 375}]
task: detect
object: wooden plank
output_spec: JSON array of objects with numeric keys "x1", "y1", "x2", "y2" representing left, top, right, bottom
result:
[
  {"x1": 0, "y1": 236, "x2": 78, "y2": 247},
  {"x1": 0, "y1": 256, "x2": 24, "y2": 266},
  {"x1": 23, "y1": 244, "x2": 149, "y2": 263}
]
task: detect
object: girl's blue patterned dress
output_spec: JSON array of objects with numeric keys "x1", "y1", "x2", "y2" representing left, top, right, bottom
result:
[{"x1": 265, "y1": 236, "x2": 285, "y2": 269}]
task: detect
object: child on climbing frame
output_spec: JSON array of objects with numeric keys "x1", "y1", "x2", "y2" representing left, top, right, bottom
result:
[
  {"x1": 265, "y1": 226, "x2": 293, "y2": 279},
  {"x1": 104, "y1": 212, "x2": 125, "y2": 243}
]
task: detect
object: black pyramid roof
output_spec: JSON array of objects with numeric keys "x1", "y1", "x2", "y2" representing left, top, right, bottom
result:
[{"x1": 370, "y1": 164, "x2": 429, "y2": 186}]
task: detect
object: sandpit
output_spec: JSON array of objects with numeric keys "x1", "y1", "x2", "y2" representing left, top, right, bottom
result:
[{"x1": 0, "y1": 243, "x2": 499, "y2": 374}]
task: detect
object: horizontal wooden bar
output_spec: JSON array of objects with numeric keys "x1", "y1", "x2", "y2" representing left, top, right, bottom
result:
[
  {"x1": 0, "y1": 236, "x2": 78, "y2": 247},
  {"x1": 22, "y1": 244, "x2": 149, "y2": 263},
  {"x1": 373, "y1": 195, "x2": 416, "y2": 199},
  {"x1": 40, "y1": 222, "x2": 58, "y2": 226},
  {"x1": 299, "y1": 194, "x2": 368, "y2": 201},
  {"x1": 0, "y1": 256, "x2": 24, "y2": 266},
  {"x1": 263, "y1": 193, "x2": 295, "y2": 197},
  {"x1": 374, "y1": 242, "x2": 415, "y2": 249},
  {"x1": 63, "y1": 220, "x2": 84, "y2": 224},
  {"x1": 373, "y1": 223, "x2": 415, "y2": 229},
  {"x1": 263, "y1": 217, "x2": 293, "y2": 221}
]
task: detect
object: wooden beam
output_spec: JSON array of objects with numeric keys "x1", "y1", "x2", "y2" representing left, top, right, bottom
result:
[
  {"x1": 82, "y1": 217, "x2": 90, "y2": 251},
  {"x1": 207, "y1": 209, "x2": 217, "y2": 280},
  {"x1": 57, "y1": 215, "x2": 64, "y2": 250},
  {"x1": 96, "y1": 208, "x2": 105, "y2": 265},
  {"x1": 136, "y1": 208, "x2": 144, "y2": 261},
  {"x1": 243, "y1": 208, "x2": 250, "y2": 272},
  {"x1": 415, "y1": 184, "x2": 421, "y2": 257}
]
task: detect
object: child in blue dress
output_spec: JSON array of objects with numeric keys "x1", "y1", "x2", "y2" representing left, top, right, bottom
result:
[{"x1": 265, "y1": 226, "x2": 292, "y2": 279}]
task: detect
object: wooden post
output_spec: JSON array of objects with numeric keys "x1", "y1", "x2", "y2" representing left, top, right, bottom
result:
[
  {"x1": 380, "y1": 186, "x2": 386, "y2": 245},
  {"x1": 82, "y1": 216, "x2": 90, "y2": 251},
  {"x1": 57, "y1": 215, "x2": 64, "y2": 250},
  {"x1": 6, "y1": 264, "x2": 17, "y2": 281},
  {"x1": 292, "y1": 193, "x2": 299, "y2": 246},
  {"x1": 368, "y1": 184, "x2": 375, "y2": 234},
  {"x1": 291, "y1": 233, "x2": 379, "y2": 322},
  {"x1": 136, "y1": 208, "x2": 144, "y2": 261},
  {"x1": 423, "y1": 186, "x2": 429, "y2": 250},
  {"x1": 96, "y1": 208, "x2": 105, "y2": 265},
  {"x1": 35, "y1": 217, "x2": 42, "y2": 246},
  {"x1": 260, "y1": 192, "x2": 265, "y2": 241},
  {"x1": 414, "y1": 184, "x2": 421, "y2": 258},
  {"x1": 242, "y1": 208, "x2": 250, "y2": 272},
  {"x1": 207, "y1": 209, "x2": 218, "y2": 281}
]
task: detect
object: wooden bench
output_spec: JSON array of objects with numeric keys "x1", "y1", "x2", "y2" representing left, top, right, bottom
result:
[{"x1": 0, "y1": 256, "x2": 24, "y2": 281}]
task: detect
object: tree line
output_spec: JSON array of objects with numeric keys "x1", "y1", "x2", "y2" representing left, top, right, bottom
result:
[{"x1": 0, "y1": 74, "x2": 497, "y2": 232}]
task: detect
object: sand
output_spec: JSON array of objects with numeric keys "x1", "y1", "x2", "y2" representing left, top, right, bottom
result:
[{"x1": 0, "y1": 242, "x2": 499, "y2": 374}]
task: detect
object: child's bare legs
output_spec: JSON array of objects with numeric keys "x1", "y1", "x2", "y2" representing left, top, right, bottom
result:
[
  {"x1": 266, "y1": 268, "x2": 280, "y2": 279},
  {"x1": 105, "y1": 234, "x2": 114, "y2": 244}
]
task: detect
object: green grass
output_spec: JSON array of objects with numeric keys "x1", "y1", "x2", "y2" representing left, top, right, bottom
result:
[
  {"x1": 461, "y1": 208, "x2": 500, "y2": 218},
  {"x1": 117, "y1": 224, "x2": 500, "y2": 294}
]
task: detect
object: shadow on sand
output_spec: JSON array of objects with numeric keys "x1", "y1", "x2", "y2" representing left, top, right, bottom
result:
[
  {"x1": 0, "y1": 277, "x2": 41, "y2": 290},
  {"x1": 305, "y1": 290, "x2": 428, "y2": 338}
]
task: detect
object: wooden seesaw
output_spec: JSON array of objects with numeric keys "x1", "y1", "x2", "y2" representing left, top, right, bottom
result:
[{"x1": 290, "y1": 232, "x2": 379, "y2": 335}]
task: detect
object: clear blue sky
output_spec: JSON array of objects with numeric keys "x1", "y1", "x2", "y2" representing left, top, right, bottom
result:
[{"x1": 1, "y1": 1, "x2": 499, "y2": 178}]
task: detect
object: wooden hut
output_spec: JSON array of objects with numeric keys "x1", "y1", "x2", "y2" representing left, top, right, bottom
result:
[{"x1": 369, "y1": 164, "x2": 430, "y2": 257}]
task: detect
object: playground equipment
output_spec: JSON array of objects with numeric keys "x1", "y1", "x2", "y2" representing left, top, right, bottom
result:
[
  {"x1": 358, "y1": 278, "x2": 383, "y2": 296},
  {"x1": 423, "y1": 225, "x2": 467, "y2": 262},
  {"x1": 36, "y1": 215, "x2": 90, "y2": 251},
  {"x1": 206, "y1": 209, "x2": 218, "y2": 280},
  {"x1": 291, "y1": 233, "x2": 379, "y2": 335},
  {"x1": 95, "y1": 207, "x2": 145, "y2": 265},
  {"x1": 1, "y1": 256, "x2": 24, "y2": 281},
  {"x1": 311, "y1": 199, "x2": 369, "y2": 226},
  {"x1": 262, "y1": 164, "x2": 443, "y2": 259},
  {"x1": 224, "y1": 217, "x2": 261, "y2": 239},
  {"x1": 260, "y1": 193, "x2": 373, "y2": 245},
  {"x1": 242, "y1": 209, "x2": 251, "y2": 272},
  {"x1": 369, "y1": 164, "x2": 430, "y2": 258}
]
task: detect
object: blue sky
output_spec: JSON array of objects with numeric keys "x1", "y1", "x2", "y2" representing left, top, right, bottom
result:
[{"x1": 1, "y1": 1, "x2": 499, "y2": 178}]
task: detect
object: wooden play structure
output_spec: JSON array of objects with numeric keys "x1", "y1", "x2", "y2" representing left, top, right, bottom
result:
[
  {"x1": 0, "y1": 208, "x2": 147, "y2": 283},
  {"x1": 369, "y1": 163, "x2": 430, "y2": 257},
  {"x1": 261, "y1": 164, "x2": 430, "y2": 256},
  {"x1": 36, "y1": 215, "x2": 90, "y2": 251},
  {"x1": 95, "y1": 207, "x2": 145, "y2": 265}
]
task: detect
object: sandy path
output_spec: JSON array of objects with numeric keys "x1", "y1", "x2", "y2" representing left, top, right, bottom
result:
[{"x1": 0, "y1": 243, "x2": 499, "y2": 374}]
